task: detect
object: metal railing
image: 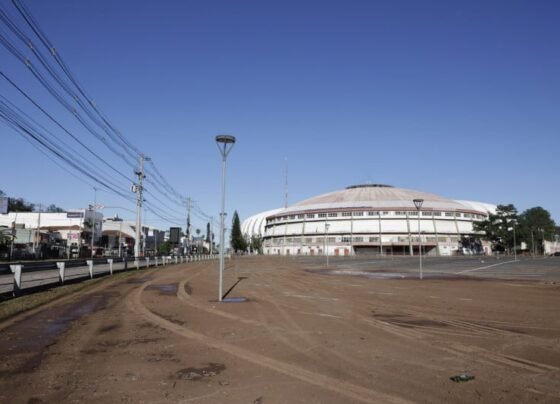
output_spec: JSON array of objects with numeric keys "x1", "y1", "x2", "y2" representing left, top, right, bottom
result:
[{"x1": 0, "y1": 254, "x2": 218, "y2": 297}]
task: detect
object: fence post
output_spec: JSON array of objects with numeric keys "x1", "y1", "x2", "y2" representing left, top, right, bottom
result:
[
  {"x1": 135, "y1": 258, "x2": 139, "y2": 270},
  {"x1": 145, "y1": 257, "x2": 150, "y2": 268},
  {"x1": 86, "y1": 260, "x2": 93, "y2": 279},
  {"x1": 174, "y1": 256, "x2": 178, "y2": 264},
  {"x1": 57, "y1": 262, "x2": 65, "y2": 284},
  {"x1": 10, "y1": 264, "x2": 22, "y2": 296},
  {"x1": 107, "y1": 258, "x2": 113, "y2": 275},
  {"x1": 155, "y1": 256, "x2": 159, "y2": 266}
]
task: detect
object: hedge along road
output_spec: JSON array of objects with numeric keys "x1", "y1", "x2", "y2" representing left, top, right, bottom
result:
[{"x1": 1, "y1": 256, "x2": 559, "y2": 403}]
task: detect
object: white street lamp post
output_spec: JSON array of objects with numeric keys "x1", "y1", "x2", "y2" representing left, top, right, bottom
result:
[
  {"x1": 216, "y1": 135, "x2": 236, "y2": 302},
  {"x1": 325, "y1": 221, "x2": 330, "y2": 267},
  {"x1": 413, "y1": 199, "x2": 424, "y2": 280}
]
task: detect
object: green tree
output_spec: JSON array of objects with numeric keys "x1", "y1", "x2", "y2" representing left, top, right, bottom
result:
[
  {"x1": 230, "y1": 211, "x2": 247, "y2": 253},
  {"x1": 250, "y1": 234, "x2": 263, "y2": 254},
  {"x1": 517, "y1": 207, "x2": 556, "y2": 254},
  {"x1": 0, "y1": 189, "x2": 34, "y2": 212},
  {"x1": 0, "y1": 227, "x2": 13, "y2": 245},
  {"x1": 46, "y1": 204, "x2": 65, "y2": 213},
  {"x1": 206, "y1": 222, "x2": 211, "y2": 243},
  {"x1": 473, "y1": 204, "x2": 518, "y2": 253},
  {"x1": 158, "y1": 240, "x2": 172, "y2": 255}
]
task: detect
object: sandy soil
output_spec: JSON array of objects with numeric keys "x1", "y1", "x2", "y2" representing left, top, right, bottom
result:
[{"x1": 0, "y1": 256, "x2": 559, "y2": 403}]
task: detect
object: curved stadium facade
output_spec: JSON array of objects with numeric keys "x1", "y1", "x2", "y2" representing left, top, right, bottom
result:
[{"x1": 242, "y1": 184, "x2": 496, "y2": 256}]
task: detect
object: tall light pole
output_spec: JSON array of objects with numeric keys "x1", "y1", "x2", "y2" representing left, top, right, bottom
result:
[
  {"x1": 324, "y1": 221, "x2": 330, "y2": 266},
  {"x1": 531, "y1": 230, "x2": 535, "y2": 258},
  {"x1": 508, "y1": 219, "x2": 517, "y2": 262},
  {"x1": 216, "y1": 135, "x2": 236, "y2": 302},
  {"x1": 513, "y1": 223, "x2": 517, "y2": 262},
  {"x1": 413, "y1": 199, "x2": 424, "y2": 280}
]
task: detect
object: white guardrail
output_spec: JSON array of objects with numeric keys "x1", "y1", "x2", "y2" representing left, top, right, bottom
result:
[{"x1": 0, "y1": 255, "x2": 220, "y2": 297}]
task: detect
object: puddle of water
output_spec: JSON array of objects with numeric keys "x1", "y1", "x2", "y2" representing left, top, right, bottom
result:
[
  {"x1": 145, "y1": 283, "x2": 178, "y2": 295},
  {"x1": 0, "y1": 294, "x2": 110, "y2": 375},
  {"x1": 222, "y1": 297, "x2": 249, "y2": 303},
  {"x1": 318, "y1": 269, "x2": 481, "y2": 281},
  {"x1": 126, "y1": 277, "x2": 153, "y2": 284}
]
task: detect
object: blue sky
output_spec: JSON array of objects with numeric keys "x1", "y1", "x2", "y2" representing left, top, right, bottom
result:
[{"x1": 1, "y1": 0, "x2": 559, "y2": 231}]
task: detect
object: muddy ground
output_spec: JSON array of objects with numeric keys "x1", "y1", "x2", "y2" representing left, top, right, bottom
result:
[{"x1": 0, "y1": 256, "x2": 559, "y2": 403}]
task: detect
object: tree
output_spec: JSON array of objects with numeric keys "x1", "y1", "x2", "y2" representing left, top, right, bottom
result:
[
  {"x1": 517, "y1": 207, "x2": 556, "y2": 254},
  {"x1": 206, "y1": 222, "x2": 211, "y2": 243},
  {"x1": 46, "y1": 204, "x2": 65, "y2": 213},
  {"x1": 230, "y1": 211, "x2": 247, "y2": 253},
  {"x1": 0, "y1": 189, "x2": 35, "y2": 212},
  {"x1": 158, "y1": 240, "x2": 172, "y2": 255},
  {"x1": 473, "y1": 204, "x2": 518, "y2": 253},
  {"x1": 250, "y1": 234, "x2": 263, "y2": 254}
]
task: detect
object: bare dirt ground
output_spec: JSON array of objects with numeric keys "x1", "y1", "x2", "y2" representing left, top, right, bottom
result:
[{"x1": 0, "y1": 256, "x2": 559, "y2": 403}]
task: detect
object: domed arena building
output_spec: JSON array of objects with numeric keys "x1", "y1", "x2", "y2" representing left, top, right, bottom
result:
[{"x1": 241, "y1": 184, "x2": 496, "y2": 256}]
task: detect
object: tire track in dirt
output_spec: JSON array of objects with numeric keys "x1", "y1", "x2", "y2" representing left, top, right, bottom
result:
[
  {"x1": 129, "y1": 276, "x2": 412, "y2": 404},
  {"x1": 275, "y1": 268, "x2": 560, "y2": 377},
  {"x1": 177, "y1": 272, "x2": 378, "y2": 381}
]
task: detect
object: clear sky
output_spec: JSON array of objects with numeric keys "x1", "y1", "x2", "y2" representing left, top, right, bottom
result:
[{"x1": 1, "y1": 0, "x2": 559, "y2": 231}]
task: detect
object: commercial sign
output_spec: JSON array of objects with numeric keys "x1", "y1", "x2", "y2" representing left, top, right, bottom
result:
[{"x1": 67, "y1": 211, "x2": 84, "y2": 218}]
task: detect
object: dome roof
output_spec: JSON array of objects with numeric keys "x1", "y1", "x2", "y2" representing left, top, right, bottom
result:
[
  {"x1": 241, "y1": 208, "x2": 283, "y2": 237},
  {"x1": 280, "y1": 184, "x2": 485, "y2": 214}
]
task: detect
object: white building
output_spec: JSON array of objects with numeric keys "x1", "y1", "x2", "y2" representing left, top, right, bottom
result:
[{"x1": 242, "y1": 184, "x2": 497, "y2": 257}]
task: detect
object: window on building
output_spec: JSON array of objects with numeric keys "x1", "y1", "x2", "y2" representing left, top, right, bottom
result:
[
  {"x1": 354, "y1": 236, "x2": 363, "y2": 242},
  {"x1": 297, "y1": 214, "x2": 304, "y2": 219},
  {"x1": 342, "y1": 212, "x2": 352, "y2": 217},
  {"x1": 408, "y1": 211, "x2": 418, "y2": 216},
  {"x1": 353, "y1": 211, "x2": 364, "y2": 216},
  {"x1": 318, "y1": 213, "x2": 327, "y2": 218},
  {"x1": 328, "y1": 212, "x2": 338, "y2": 217},
  {"x1": 445, "y1": 212, "x2": 454, "y2": 217},
  {"x1": 394, "y1": 211, "x2": 404, "y2": 216},
  {"x1": 306, "y1": 214, "x2": 315, "y2": 219},
  {"x1": 422, "y1": 211, "x2": 432, "y2": 216},
  {"x1": 341, "y1": 236, "x2": 352, "y2": 242},
  {"x1": 433, "y1": 211, "x2": 442, "y2": 216},
  {"x1": 289, "y1": 215, "x2": 295, "y2": 220}
]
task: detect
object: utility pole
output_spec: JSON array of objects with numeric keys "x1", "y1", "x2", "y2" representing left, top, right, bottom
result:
[
  {"x1": 34, "y1": 204, "x2": 42, "y2": 257},
  {"x1": 90, "y1": 187, "x2": 97, "y2": 258},
  {"x1": 210, "y1": 216, "x2": 214, "y2": 255},
  {"x1": 186, "y1": 197, "x2": 192, "y2": 255},
  {"x1": 134, "y1": 155, "x2": 149, "y2": 258}
]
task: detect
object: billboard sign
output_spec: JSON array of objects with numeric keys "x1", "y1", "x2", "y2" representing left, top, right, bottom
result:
[
  {"x1": 169, "y1": 227, "x2": 181, "y2": 244},
  {"x1": 67, "y1": 211, "x2": 84, "y2": 218}
]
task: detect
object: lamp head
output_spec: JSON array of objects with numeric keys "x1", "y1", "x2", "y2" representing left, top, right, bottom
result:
[
  {"x1": 413, "y1": 198, "x2": 424, "y2": 210},
  {"x1": 215, "y1": 134, "x2": 236, "y2": 144}
]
